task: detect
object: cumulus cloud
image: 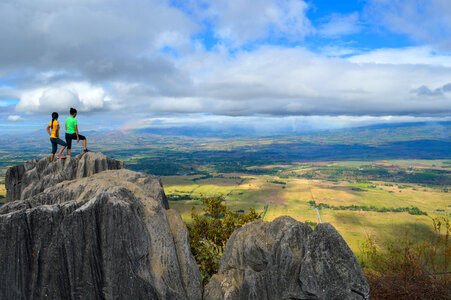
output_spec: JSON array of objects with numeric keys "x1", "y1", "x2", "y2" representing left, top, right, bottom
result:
[
  {"x1": 170, "y1": 46, "x2": 451, "y2": 116},
  {"x1": 7, "y1": 115, "x2": 24, "y2": 121},
  {"x1": 16, "y1": 82, "x2": 107, "y2": 114},
  {"x1": 9, "y1": 48, "x2": 451, "y2": 118}
]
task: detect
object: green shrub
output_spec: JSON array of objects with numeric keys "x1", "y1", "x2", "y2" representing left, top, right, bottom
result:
[
  {"x1": 187, "y1": 195, "x2": 261, "y2": 285},
  {"x1": 304, "y1": 220, "x2": 318, "y2": 229}
]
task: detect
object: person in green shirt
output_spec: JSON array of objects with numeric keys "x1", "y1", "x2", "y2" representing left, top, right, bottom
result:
[{"x1": 65, "y1": 107, "x2": 89, "y2": 157}]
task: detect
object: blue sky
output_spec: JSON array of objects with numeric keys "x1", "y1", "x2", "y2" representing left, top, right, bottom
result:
[{"x1": 0, "y1": 0, "x2": 450, "y2": 134}]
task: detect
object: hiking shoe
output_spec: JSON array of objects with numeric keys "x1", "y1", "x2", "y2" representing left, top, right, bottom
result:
[
  {"x1": 56, "y1": 154, "x2": 66, "y2": 159},
  {"x1": 84, "y1": 149, "x2": 90, "y2": 153}
]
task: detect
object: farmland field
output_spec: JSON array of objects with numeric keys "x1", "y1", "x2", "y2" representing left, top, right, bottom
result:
[
  {"x1": 2, "y1": 157, "x2": 447, "y2": 255},
  {"x1": 162, "y1": 160, "x2": 450, "y2": 256}
]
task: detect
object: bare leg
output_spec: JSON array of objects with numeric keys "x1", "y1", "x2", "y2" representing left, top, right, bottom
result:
[
  {"x1": 50, "y1": 153, "x2": 55, "y2": 162},
  {"x1": 58, "y1": 146, "x2": 66, "y2": 156},
  {"x1": 82, "y1": 139, "x2": 87, "y2": 150},
  {"x1": 67, "y1": 149, "x2": 71, "y2": 157}
]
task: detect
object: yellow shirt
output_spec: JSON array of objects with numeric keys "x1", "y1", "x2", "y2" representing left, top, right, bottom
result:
[{"x1": 49, "y1": 120, "x2": 60, "y2": 138}]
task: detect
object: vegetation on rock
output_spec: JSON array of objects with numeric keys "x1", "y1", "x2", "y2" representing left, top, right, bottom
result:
[{"x1": 187, "y1": 195, "x2": 261, "y2": 284}]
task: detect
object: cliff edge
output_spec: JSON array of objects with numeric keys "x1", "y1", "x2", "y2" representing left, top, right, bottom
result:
[{"x1": 0, "y1": 153, "x2": 201, "y2": 299}]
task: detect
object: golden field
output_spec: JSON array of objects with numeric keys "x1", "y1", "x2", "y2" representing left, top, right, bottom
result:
[{"x1": 163, "y1": 160, "x2": 450, "y2": 256}]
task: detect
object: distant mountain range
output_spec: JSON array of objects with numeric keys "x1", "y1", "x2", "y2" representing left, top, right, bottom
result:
[
  {"x1": 131, "y1": 121, "x2": 451, "y2": 140},
  {"x1": 0, "y1": 121, "x2": 449, "y2": 152}
]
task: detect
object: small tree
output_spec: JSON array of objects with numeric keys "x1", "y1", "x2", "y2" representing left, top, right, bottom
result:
[{"x1": 187, "y1": 195, "x2": 261, "y2": 285}]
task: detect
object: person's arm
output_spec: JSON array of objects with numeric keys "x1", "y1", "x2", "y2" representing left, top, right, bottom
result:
[
  {"x1": 65, "y1": 123, "x2": 67, "y2": 131},
  {"x1": 46, "y1": 125, "x2": 51, "y2": 136},
  {"x1": 74, "y1": 124, "x2": 80, "y2": 143}
]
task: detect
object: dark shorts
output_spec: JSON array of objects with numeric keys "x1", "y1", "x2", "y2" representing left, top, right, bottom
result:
[
  {"x1": 65, "y1": 133, "x2": 86, "y2": 149},
  {"x1": 50, "y1": 138, "x2": 67, "y2": 154}
]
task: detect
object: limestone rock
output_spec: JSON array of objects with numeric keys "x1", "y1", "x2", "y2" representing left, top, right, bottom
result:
[
  {"x1": 2, "y1": 154, "x2": 369, "y2": 300},
  {"x1": 204, "y1": 216, "x2": 370, "y2": 300},
  {"x1": 5, "y1": 152, "x2": 125, "y2": 203},
  {"x1": 166, "y1": 209, "x2": 203, "y2": 300},
  {"x1": 0, "y1": 168, "x2": 201, "y2": 299}
]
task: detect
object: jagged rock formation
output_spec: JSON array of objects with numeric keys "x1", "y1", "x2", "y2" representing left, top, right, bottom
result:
[
  {"x1": 204, "y1": 216, "x2": 370, "y2": 300},
  {"x1": 1, "y1": 153, "x2": 369, "y2": 300},
  {"x1": 5, "y1": 152, "x2": 126, "y2": 203},
  {"x1": 0, "y1": 153, "x2": 201, "y2": 299}
]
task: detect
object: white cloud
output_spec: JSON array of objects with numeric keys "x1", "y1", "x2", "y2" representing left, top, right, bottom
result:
[
  {"x1": 365, "y1": 0, "x2": 451, "y2": 50},
  {"x1": 318, "y1": 12, "x2": 362, "y2": 37},
  {"x1": 7, "y1": 115, "x2": 24, "y2": 121},
  {"x1": 173, "y1": 46, "x2": 451, "y2": 116},
  {"x1": 16, "y1": 82, "x2": 107, "y2": 114},
  {"x1": 7, "y1": 44, "x2": 451, "y2": 119},
  {"x1": 194, "y1": 0, "x2": 314, "y2": 46},
  {"x1": 348, "y1": 46, "x2": 451, "y2": 66}
]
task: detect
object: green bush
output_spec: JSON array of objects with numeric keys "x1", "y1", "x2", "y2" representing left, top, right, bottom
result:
[
  {"x1": 304, "y1": 220, "x2": 318, "y2": 228},
  {"x1": 187, "y1": 195, "x2": 261, "y2": 285}
]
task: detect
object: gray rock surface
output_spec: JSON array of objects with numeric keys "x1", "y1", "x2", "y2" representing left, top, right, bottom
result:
[
  {"x1": 0, "y1": 161, "x2": 201, "y2": 299},
  {"x1": 5, "y1": 152, "x2": 126, "y2": 203},
  {"x1": 204, "y1": 216, "x2": 370, "y2": 300},
  {"x1": 2, "y1": 154, "x2": 369, "y2": 300}
]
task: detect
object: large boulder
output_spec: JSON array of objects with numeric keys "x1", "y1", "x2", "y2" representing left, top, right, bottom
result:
[
  {"x1": 0, "y1": 163, "x2": 201, "y2": 299},
  {"x1": 204, "y1": 216, "x2": 370, "y2": 300},
  {"x1": 5, "y1": 152, "x2": 127, "y2": 203}
]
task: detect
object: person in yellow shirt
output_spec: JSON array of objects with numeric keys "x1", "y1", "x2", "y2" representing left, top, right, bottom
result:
[{"x1": 46, "y1": 112, "x2": 67, "y2": 162}]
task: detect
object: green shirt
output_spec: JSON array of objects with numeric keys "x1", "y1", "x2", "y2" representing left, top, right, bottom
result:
[{"x1": 65, "y1": 116, "x2": 78, "y2": 134}]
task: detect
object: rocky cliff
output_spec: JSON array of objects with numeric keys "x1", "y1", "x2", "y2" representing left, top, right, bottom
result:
[
  {"x1": 1, "y1": 153, "x2": 201, "y2": 299},
  {"x1": 1, "y1": 153, "x2": 369, "y2": 300}
]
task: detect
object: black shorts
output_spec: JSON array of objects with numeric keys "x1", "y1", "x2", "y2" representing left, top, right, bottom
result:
[{"x1": 65, "y1": 133, "x2": 86, "y2": 149}]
